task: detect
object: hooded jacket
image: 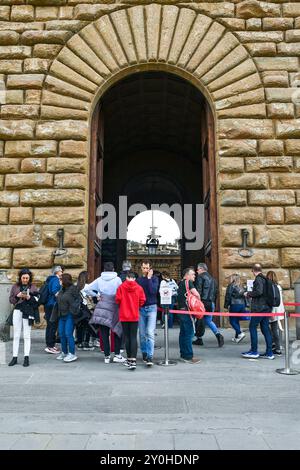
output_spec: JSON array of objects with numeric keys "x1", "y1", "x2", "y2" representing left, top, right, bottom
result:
[
  {"x1": 115, "y1": 280, "x2": 146, "y2": 322},
  {"x1": 84, "y1": 271, "x2": 122, "y2": 297}
]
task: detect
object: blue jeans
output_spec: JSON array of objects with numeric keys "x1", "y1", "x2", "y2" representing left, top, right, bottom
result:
[
  {"x1": 202, "y1": 301, "x2": 219, "y2": 335},
  {"x1": 139, "y1": 305, "x2": 157, "y2": 359},
  {"x1": 249, "y1": 314, "x2": 273, "y2": 355},
  {"x1": 179, "y1": 311, "x2": 194, "y2": 360},
  {"x1": 58, "y1": 313, "x2": 75, "y2": 355},
  {"x1": 229, "y1": 304, "x2": 247, "y2": 336}
]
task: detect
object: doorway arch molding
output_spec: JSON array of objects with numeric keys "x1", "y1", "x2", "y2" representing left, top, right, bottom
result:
[{"x1": 41, "y1": 3, "x2": 265, "y2": 124}]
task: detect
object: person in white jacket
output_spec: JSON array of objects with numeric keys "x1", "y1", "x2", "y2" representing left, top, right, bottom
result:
[{"x1": 266, "y1": 271, "x2": 284, "y2": 356}]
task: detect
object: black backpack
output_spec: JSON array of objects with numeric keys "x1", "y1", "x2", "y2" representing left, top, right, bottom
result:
[
  {"x1": 264, "y1": 277, "x2": 280, "y2": 308},
  {"x1": 38, "y1": 277, "x2": 51, "y2": 306}
]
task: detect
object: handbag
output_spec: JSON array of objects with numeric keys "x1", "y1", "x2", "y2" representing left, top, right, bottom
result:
[{"x1": 185, "y1": 280, "x2": 205, "y2": 319}]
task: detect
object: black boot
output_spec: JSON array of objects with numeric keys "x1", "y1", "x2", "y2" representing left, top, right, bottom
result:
[
  {"x1": 8, "y1": 357, "x2": 18, "y2": 367},
  {"x1": 23, "y1": 356, "x2": 29, "y2": 367},
  {"x1": 192, "y1": 338, "x2": 204, "y2": 346},
  {"x1": 216, "y1": 333, "x2": 224, "y2": 347}
]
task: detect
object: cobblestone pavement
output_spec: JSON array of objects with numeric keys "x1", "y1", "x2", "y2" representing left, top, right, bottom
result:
[{"x1": 0, "y1": 326, "x2": 300, "y2": 450}]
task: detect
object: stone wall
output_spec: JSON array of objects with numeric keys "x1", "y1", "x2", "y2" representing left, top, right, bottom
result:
[{"x1": 0, "y1": 0, "x2": 300, "y2": 304}]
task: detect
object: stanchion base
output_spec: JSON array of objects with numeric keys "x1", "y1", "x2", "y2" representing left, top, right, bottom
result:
[
  {"x1": 157, "y1": 360, "x2": 177, "y2": 366},
  {"x1": 276, "y1": 368, "x2": 300, "y2": 375}
]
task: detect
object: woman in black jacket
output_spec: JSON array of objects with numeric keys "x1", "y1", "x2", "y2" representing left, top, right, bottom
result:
[
  {"x1": 51, "y1": 273, "x2": 81, "y2": 363},
  {"x1": 8, "y1": 268, "x2": 39, "y2": 367},
  {"x1": 224, "y1": 274, "x2": 248, "y2": 343}
]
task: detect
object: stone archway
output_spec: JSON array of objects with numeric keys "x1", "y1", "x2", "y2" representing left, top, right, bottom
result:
[{"x1": 36, "y1": 3, "x2": 266, "y2": 289}]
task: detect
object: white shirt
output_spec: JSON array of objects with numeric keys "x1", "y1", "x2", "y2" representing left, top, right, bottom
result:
[{"x1": 83, "y1": 272, "x2": 122, "y2": 297}]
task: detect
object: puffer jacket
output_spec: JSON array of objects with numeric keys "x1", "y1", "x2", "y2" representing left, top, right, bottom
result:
[{"x1": 90, "y1": 293, "x2": 122, "y2": 338}]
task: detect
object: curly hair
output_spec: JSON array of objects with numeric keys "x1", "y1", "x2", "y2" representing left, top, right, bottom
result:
[{"x1": 18, "y1": 268, "x2": 33, "y2": 286}]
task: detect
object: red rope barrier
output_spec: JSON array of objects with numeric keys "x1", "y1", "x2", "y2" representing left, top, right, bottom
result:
[{"x1": 158, "y1": 307, "x2": 300, "y2": 317}]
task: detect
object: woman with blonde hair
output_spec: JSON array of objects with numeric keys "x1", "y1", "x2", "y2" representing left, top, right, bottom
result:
[
  {"x1": 224, "y1": 274, "x2": 248, "y2": 343},
  {"x1": 266, "y1": 271, "x2": 284, "y2": 356}
]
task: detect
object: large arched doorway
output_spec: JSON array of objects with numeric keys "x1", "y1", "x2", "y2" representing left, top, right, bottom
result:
[{"x1": 88, "y1": 71, "x2": 218, "y2": 291}]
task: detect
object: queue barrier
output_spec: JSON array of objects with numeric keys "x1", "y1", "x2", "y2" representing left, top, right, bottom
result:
[{"x1": 156, "y1": 303, "x2": 300, "y2": 375}]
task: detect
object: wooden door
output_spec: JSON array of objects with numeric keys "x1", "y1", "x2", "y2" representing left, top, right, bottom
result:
[
  {"x1": 201, "y1": 102, "x2": 219, "y2": 300},
  {"x1": 88, "y1": 102, "x2": 104, "y2": 280}
]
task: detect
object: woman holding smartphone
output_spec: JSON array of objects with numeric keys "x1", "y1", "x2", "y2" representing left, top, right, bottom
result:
[{"x1": 8, "y1": 268, "x2": 39, "y2": 367}]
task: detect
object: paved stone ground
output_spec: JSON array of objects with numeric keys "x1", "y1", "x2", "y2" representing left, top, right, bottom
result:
[{"x1": 0, "y1": 325, "x2": 300, "y2": 450}]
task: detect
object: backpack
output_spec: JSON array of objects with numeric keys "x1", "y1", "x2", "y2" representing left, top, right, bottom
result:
[
  {"x1": 185, "y1": 280, "x2": 205, "y2": 319},
  {"x1": 264, "y1": 277, "x2": 280, "y2": 308},
  {"x1": 38, "y1": 277, "x2": 50, "y2": 306}
]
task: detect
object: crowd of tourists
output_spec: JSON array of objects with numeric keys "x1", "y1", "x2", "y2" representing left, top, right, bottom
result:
[{"x1": 7, "y1": 260, "x2": 284, "y2": 368}]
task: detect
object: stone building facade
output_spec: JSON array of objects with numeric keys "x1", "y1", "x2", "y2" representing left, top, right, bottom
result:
[{"x1": 0, "y1": 0, "x2": 300, "y2": 304}]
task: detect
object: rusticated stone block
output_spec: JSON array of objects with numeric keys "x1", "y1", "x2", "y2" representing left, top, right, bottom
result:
[
  {"x1": 0, "y1": 225, "x2": 40, "y2": 248},
  {"x1": 258, "y1": 140, "x2": 284, "y2": 155},
  {"x1": 0, "y1": 120, "x2": 35, "y2": 140},
  {"x1": 24, "y1": 58, "x2": 50, "y2": 73},
  {"x1": 245, "y1": 43, "x2": 276, "y2": 56},
  {"x1": 0, "y1": 142, "x2": 3, "y2": 157},
  {"x1": 54, "y1": 248, "x2": 86, "y2": 268},
  {"x1": 20, "y1": 189, "x2": 85, "y2": 206},
  {"x1": 35, "y1": 7, "x2": 59, "y2": 21},
  {"x1": 282, "y1": 249, "x2": 300, "y2": 268},
  {"x1": 10, "y1": 207, "x2": 33, "y2": 224},
  {"x1": 246, "y1": 18, "x2": 261, "y2": 31},
  {"x1": 220, "y1": 190, "x2": 247, "y2": 206},
  {"x1": 40, "y1": 106, "x2": 88, "y2": 121},
  {"x1": 6, "y1": 173, "x2": 53, "y2": 190},
  {"x1": 285, "y1": 140, "x2": 300, "y2": 155},
  {"x1": 237, "y1": 1, "x2": 280, "y2": 19},
  {"x1": 263, "y1": 18, "x2": 293, "y2": 31},
  {"x1": 0, "y1": 159, "x2": 20, "y2": 174},
  {"x1": 59, "y1": 140, "x2": 87, "y2": 158},
  {"x1": 21, "y1": 158, "x2": 46, "y2": 173},
  {"x1": 267, "y1": 103, "x2": 294, "y2": 119},
  {"x1": 21, "y1": 30, "x2": 72, "y2": 45},
  {"x1": 5, "y1": 140, "x2": 57, "y2": 158},
  {"x1": 246, "y1": 156, "x2": 293, "y2": 172},
  {"x1": 13, "y1": 248, "x2": 54, "y2": 268},
  {"x1": 47, "y1": 158, "x2": 86, "y2": 173},
  {"x1": 220, "y1": 207, "x2": 265, "y2": 225},
  {"x1": 36, "y1": 120, "x2": 88, "y2": 140},
  {"x1": 218, "y1": 139, "x2": 257, "y2": 157},
  {"x1": 219, "y1": 158, "x2": 244, "y2": 173},
  {"x1": 7, "y1": 74, "x2": 44, "y2": 89},
  {"x1": 219, "y1": 119, "x2": 273, "y2": 139},
  {"x1": 220, "y1": 225, "x2": 253, "y2": 247},
  {"x1": 217, "y1": 104, "x2": 266, "y2": 119},
  {"x1": 236, "y1": 31, "x2": 283, "y2": 43},
  {"x1": 255, "y1": 225, "x2": 300, "y2": 247},
  {"x1": 0, "y1": 46, "x2": 31, "y2": 59},
  {"x1": 276, "y1": 120, "x2": 300, "y2": 139},
  {"x1": 27, "y1": 0, "x2": 67, "y2": 5},
  {"x1": 0, "y1": 60, "x2": 22, "y2": 74},
  {"x1": 1, "y1": 105, "x2": 39, "y2": 119},
  {"x1": 54, "y1": 173, "x2": 86, "y2": 189},
  {"x1": 262, "y1": 71, "x2": 288, "y2": 88},
  {"x1": 33, "y1": 44, "x2": 62, "y2": 59},
  {"x1": 11, "y1": 5, "x2": 34, "y2": 22},
  {"x1": 220, "y1": 173, "x2": 268, "y2": 189},
  {"x1": 221, "y1": 248, "x2": 279, "y2": 268},
  {"x1": 270, "y1": 175, "x2": 300, "y2": 189},
  {"x1": 25, "y1": 90, "x2": 42, "y2": 105},
  {"x1": 283, "y1": 4, "x2": 300, "y2": 17},
  {"x1": 0, "y1": 248, "x2": 12, "y2": 268},
  {"x1": 285, "y1": 207, "x2": 300, "y2": 224},
  {"x1": 0, "y1": 208, "x2": 9, "y2": 224},
  {"x1": 34, "y1": 207, "x2": 84, "y2": 224},
  {"x1": 45, "y1": 20, "x2": 85, "y2": 32},
  {"x1": 0, "y1": 31, "x2": 19, "y2": 45},
  {"x1": 255, "y1": 57, "x2": 299, "y2": 72},
  {"x1": 0, "y1": 191, "x2": 19, "y2": 207},
  {"x1": 286, "y1": 30, "x2": 300, "y2": 43},
  {"x1": 249, "y1": 190, "x2": 295, "y2": 206},
  {"x1": 278, "y1": 43, "x2": 300, "y2": 56},
  {"x1": 5, "y1": 91, "x2": 24, "y2": 105},
  {"x1": 221, "y1": 268, "x2": 291, "y2": 289},
  {"x1": 42, "y1": 225, "x2": 85, "y2": 247},
  {"x1": 0, "y1": 7, "x2": 10, "y2": 22},
  {"x1": 266, "y1": 88, "x2": 293, "y2": 103}
]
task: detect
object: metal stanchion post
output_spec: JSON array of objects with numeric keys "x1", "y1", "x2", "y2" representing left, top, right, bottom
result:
[
  {"x1": 276, "y1": 310, "x2": 299, "y2": 375},
  {"x1": 158, "y1": 306, "x2": 177, "y2": 366}
]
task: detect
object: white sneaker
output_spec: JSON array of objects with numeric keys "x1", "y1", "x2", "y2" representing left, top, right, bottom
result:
[
  {"x1": 45, "y1": 347, "x2": 57, "y2": 354},
  {"x1": 104, "y1": 356, "x2": 110, "y2": 364},
  {"x1": 63, "y1": 353, "x2": 78, "y2": 363},
  {"x1": 56, "y1": 352, "x2": 66, "y2": 360},
  {"x1": 113, "y1": 354, "x2": 126, "y2": 363},
  {"x1": 236, "y1": 332, "x2": 246, "y2": 343},
  {"x1": 231, "y1": 337, "x2": 238, "y2": 343}
]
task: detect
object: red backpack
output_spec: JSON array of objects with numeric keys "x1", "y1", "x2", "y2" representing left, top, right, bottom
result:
[{"x1": 185, "y1": 280, "x2": 205, "y2": 319}]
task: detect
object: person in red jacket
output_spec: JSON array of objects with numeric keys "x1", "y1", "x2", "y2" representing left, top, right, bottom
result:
[{"x1": 115, "y1": 272, "x2": 146, "y2": 370}]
